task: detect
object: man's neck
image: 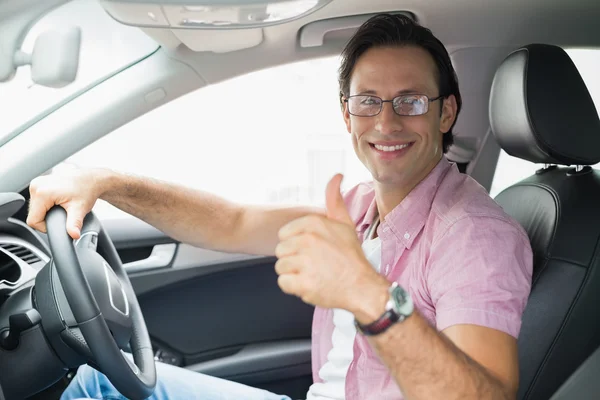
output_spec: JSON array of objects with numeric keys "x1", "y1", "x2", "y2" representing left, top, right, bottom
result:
[
  {"x1": 374, "y1": 155, "x2": 442, "y2": 220},
  {"x1": 374, "y1": 184, "x2": 412, "y2": 221}
]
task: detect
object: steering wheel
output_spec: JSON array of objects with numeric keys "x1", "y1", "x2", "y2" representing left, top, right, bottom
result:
[{"x1": 45, "y1": 206, "x2": 156, "y2": 399}]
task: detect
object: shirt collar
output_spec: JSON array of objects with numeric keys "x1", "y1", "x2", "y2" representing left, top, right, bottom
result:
[
  {"x1": 357, "y1": 196, "x2": 379, "y2": 234},
  {"x1": 363, "y1": 156, "x2": 453, "y2": 248}
]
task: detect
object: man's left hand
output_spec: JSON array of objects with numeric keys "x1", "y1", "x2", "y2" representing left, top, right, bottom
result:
[{"x1": 275, "y1": 174, "x2": 381, "y2": 310}]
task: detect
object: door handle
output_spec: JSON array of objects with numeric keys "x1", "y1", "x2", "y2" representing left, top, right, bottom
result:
[{"x1": 123, "y1": 243, "x2": 177, "y2": 272}]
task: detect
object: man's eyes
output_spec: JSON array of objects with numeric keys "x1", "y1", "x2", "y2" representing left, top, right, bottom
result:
[
  {"x1": 360, "y1": 97, "x2": 380, "y2": 105},
  {"x1": 398, "y1": 96, "x2": 422, "y2": 105},
  {"x1": 355, "y1": 95, "x2": 424, "y2": 107}
]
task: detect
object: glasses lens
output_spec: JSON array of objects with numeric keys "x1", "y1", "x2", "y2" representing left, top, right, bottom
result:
[
  {"x1": 393, "y1": 94, "x2": 429, "y2": 116},
  {"x1": 348, "y1": 95, "x2": 382, "y2": 116}
]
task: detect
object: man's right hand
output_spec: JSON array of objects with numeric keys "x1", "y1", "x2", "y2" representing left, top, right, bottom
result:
[{"x1": 27, "y1": 167, "x2": 110, "y2": 240}]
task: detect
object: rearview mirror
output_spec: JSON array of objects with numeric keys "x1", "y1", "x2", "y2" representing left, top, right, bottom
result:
[{"x1": 14, "y1": 26, "x2": 81, "y2": 88}]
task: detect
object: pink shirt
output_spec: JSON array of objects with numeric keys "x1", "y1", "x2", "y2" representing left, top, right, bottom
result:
[{"x1": 310, "y1": 157, "x2": 533, "y2": 400}]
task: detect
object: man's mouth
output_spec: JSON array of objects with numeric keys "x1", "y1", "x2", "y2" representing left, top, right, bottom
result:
[
  {"x1": 369, "y1": 141, "x2": 415, "y2": 157},
  {"x1": 372, "y1": 143, "x2": 411, "y2": 152}
]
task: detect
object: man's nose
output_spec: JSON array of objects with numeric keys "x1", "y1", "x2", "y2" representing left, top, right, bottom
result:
[{"x1": 375, "y1": 102, "x2": 403, "y2": 135}]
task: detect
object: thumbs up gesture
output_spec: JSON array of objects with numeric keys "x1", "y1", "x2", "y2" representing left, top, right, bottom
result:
[
  {"x1": 324, "y1": 174, "x2": 355, "y2": 225},
  {"x1": 275, "y1": 174, "x2": 382, "y2": 311}
]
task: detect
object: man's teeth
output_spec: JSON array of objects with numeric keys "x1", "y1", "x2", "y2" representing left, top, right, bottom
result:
[{"x1": 374, "y1": 143, "x2": 410, "y2": 152}]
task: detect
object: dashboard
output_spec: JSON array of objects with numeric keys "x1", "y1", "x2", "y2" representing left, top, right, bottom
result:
[
  {"x1": 0, "y1": 193, "x2": 74, "y2": 399},
  {"x1": 0, "y1": 193, "x2": 50, "y2": 311}
]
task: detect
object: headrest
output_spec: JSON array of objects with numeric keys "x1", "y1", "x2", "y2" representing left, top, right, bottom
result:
[{"x1": 489, "y1": 44, "x2": 600, "y2": 165}]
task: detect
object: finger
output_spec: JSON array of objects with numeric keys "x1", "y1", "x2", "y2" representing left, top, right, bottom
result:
[
  {"x1": 275, "y1": 234, "x2": 312, "y2": 259},
  {"x1": 325, "y1": 174, "x2": 353, "y2": 226},
  {"x1": 65, "y1": 202, "x2": 88, "y2": 240},
  {"x1": 26, "y1": 197, "x2": 53, "y2": 234},
  {"x1": 274, "y1": 255, "x2": 305, "y2": 275},
  {"x1": 278, "y1": 215, "x2": 328, "y2": 241},
  {"x1": 277, "y1": 273, "x2": 303, "y2": 297},
  {"x1": 275, "y1": 240, "x2": 295, "y2": 259}
]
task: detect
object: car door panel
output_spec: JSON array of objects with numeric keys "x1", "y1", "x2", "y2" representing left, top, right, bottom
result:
[{"x1": 103, "y1": 218, "x2": 315, "y2": 398}]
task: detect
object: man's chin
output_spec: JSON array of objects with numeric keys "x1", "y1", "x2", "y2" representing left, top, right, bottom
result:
[{"x1": 371, "y1": 171, "x2": 411, "y2": 187}]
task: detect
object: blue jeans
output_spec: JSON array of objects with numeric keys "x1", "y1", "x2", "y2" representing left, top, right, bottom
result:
[{"x1": 60, "y1": 361, "x2": 293, "y2": 400}]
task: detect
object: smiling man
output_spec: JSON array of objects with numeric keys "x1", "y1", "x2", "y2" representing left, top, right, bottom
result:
[{"x1": 29, "y1": 13, "x2": 532, "y2": 400}]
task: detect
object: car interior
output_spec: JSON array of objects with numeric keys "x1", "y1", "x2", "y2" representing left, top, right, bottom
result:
[{"x1": 0, "y1": 0, "x2": 600, "y2": 399}]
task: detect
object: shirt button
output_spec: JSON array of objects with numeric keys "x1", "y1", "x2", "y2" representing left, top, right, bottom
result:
[
  {"x1": 404, "y1": 232, "x2": 410, "y2": 240},
  {"x1": 383, "y1": 227, "x2": 390, "y2": 233}
]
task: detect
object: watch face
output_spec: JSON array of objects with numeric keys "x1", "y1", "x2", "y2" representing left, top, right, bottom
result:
[
  {"x1": 356, "y1": 283, "x2": 413, "y2": 336},
  {"x1": 391, "y1": 285, "x2": 408, "y2": 310}
]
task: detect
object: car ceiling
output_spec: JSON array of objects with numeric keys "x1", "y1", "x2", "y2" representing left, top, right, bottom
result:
[{"x1": 144, "y1": 0, "x2": 600, "y2": 83}]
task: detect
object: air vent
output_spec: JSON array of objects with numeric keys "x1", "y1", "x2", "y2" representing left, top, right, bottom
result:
[{"x1": 0, "y1": 243, "x2": 41, "y2": 265}]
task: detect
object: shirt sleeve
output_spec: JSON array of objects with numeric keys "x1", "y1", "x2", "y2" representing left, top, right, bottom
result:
[{"x1": 426, "y1": 216, "x2": 533, "y2": 338}]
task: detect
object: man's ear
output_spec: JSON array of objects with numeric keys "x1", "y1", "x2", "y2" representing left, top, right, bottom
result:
[
  {"x1": 341, "y1": 97, "x2": 352, "y2": 134},
  {"x1": 440, "y1": 94, "x2": 458, "y2": 134}
]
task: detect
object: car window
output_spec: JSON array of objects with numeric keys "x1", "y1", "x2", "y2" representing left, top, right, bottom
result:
[
  {"x1": 489, "y1": 48, "x2": 600, "y2": 197},
  {"x1": 0, "y1": 0, "x2": 158, "y2": 145},
  {"x1": 62, "y1": 56, "x2": 373, "y2": 220}
]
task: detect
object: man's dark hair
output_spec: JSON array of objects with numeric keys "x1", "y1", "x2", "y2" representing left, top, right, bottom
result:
[{"x1": 338, "y1": 13, "x2": 462, "y2": 153}]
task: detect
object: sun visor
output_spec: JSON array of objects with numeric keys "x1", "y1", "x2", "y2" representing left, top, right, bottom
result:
[
  {"x1": 298, "y1": 11, "x2": 415, "y2": 48},
  {"x1": 172, "y1": 28, "x2": 263, "y2": 52}
]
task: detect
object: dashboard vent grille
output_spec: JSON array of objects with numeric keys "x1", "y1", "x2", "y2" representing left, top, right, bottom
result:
[{"x1": 0, "y1": 243, "x2": 41, "y2": 265}]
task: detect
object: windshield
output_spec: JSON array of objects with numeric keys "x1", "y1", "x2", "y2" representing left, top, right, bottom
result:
[{"x1": 0, "y1": 0, "x2": 159, "y2": 145}]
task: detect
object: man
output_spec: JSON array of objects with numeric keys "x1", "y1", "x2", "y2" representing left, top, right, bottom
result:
[{"x1": 28, "y1": 13, "x2": 532, "y2": 400}]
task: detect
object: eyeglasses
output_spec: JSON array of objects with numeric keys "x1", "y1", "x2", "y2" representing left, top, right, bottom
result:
[{"x1": 343, "y1": 94, "x2": 445, "y2": 117}]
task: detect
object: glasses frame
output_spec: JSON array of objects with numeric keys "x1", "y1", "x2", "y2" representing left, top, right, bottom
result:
[{"x1": 343, "y1": 93, "x2": 446, "y2": 117}]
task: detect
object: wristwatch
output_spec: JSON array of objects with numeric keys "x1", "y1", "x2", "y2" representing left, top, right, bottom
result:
[{"x1": 355, "y1": 282, "x2": 414, "y2": 336}]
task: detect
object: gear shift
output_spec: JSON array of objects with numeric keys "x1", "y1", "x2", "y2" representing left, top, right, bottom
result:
[{"x1": 0, "y1": 309, "x2": 41, "y2": 350}]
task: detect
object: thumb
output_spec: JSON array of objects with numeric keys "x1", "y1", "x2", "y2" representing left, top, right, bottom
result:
[
  {"x1": 65, "y1": 202, "x2": 87, "y2": 240},
  {"x1": 325, "y1": 174, "x2": 353, "y2": 226}
]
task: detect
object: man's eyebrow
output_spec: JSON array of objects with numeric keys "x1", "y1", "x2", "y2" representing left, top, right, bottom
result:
[
  {"x1": 354, "y1": 88, "x2": 428, "y2": 96},
  {"x1": 355, "y1": 89, "x2": 378, "y2": 95}
]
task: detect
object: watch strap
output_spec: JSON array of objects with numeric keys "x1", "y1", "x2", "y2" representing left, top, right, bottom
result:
[
  {"x1": 355, "y1": 282, "x2": 413, "y2": 336},
  {"x1": 355, "y1": 308, "x2": 401, "y2": 336}
]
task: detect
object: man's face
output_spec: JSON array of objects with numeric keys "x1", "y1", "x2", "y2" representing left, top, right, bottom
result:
[{"x1": 343, "y1": 46, "x2": 457, "y2": 189}]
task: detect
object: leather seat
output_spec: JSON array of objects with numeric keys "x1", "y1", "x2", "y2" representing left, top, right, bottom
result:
[
  {"x1": 489, "y1": 44, "x2": 600, "y2": 400},
  {"x1": 549, "y1": 344, "x2": 600, "y2": 399}
]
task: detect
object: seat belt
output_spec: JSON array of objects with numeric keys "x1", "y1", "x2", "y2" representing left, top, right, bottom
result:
[{"x1": 549, "y1": 345, "x2": 600, "y2": 399}]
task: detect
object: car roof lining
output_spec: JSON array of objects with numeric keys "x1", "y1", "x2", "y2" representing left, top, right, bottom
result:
[{"x1": 115, "y1": 0, "x2": 600, "y2": 56}]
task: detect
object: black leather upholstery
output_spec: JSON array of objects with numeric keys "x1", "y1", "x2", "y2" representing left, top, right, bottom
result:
[
  {"x1": 550, "y1": 345, "x2": 600, "y2": 400},
  {"x1": 490, "y1": 44, "x2": 600, "y2": 400},
  {"x1": 490, "y1": 44, "x2": 600, "y2": 165}
]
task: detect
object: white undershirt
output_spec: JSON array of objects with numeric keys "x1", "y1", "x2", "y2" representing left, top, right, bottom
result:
[{"x1": 306, "y1": 221, "x2": 382, "y2": 400}]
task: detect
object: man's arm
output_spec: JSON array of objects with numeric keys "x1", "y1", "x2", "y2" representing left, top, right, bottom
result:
[
  {"x1": 352, "y1": 278, "x2": 518, "y2": 400},
  {"x1": 100, "y1": 171, "x2": 324, "y2": 255},
  {"x1": 346, "y1": 214, "x2": 531, "y2": 399},
  {"x1": 27, "y1": 167, "x2": 322, "y2": 255}
]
